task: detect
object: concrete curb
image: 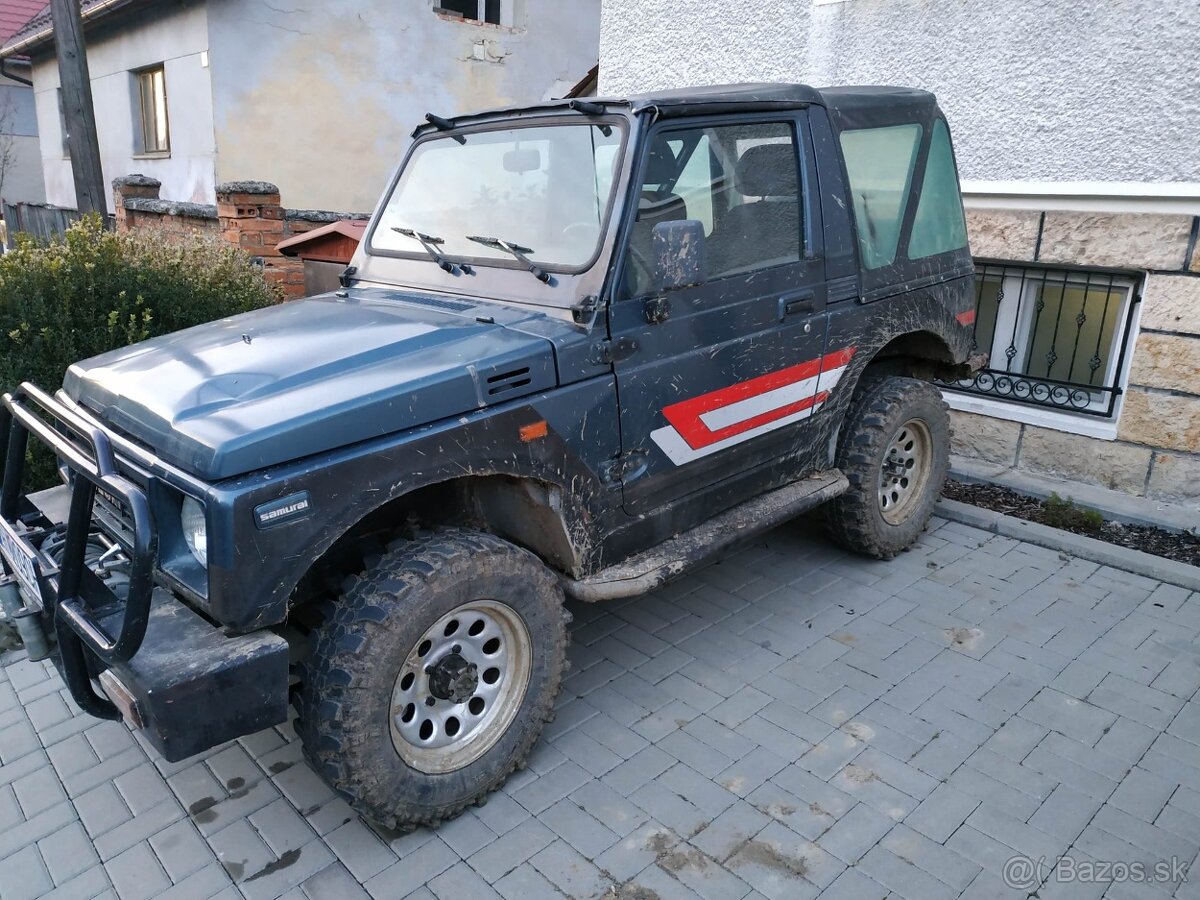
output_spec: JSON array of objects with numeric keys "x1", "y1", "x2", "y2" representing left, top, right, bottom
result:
[{"x1": 936, "y1": 498, "x2": 1200, "y2": 593}]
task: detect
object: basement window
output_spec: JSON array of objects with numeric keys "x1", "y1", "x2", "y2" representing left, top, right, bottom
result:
[
  {"x1": 940, "y1": 262, "x2": 1141, "y2": 428},
  {"x1": 435, "y1": 0, "x2": 502, "y2": 24},
  {"x1": 133, "y1": 65, "x2": 170, "y2": 155}
]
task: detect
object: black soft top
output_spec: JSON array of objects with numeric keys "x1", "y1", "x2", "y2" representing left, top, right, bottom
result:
[{"x1": 414, "y1": 83, "x2": 941, "y2": 137}]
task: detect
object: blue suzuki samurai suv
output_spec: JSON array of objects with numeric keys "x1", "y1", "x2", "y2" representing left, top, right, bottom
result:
[{"x1": 0, "y1": 84, "x2": 981, "y2": 827}]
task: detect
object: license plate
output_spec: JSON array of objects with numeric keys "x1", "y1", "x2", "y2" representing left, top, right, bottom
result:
[{"x1": 0, "y1": 519, "x2": 41, "y2": 608}]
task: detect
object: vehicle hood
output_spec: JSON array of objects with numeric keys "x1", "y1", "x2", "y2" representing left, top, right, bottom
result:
[{"x1": 63, "y1": 292, "x2": 560, "y2": 480}]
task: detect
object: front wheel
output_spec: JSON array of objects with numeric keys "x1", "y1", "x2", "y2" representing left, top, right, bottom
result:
[
  {"x1": 295, "y1": 529, "x2": 568, "y2": 829},
  {"x1": 825, "y1": 376, "x2": 950, "y2": 559}
]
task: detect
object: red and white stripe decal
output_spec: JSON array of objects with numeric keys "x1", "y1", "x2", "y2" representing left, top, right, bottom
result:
[{"x1": 651, "y1": 347, "x2": 856, "y2": 465}]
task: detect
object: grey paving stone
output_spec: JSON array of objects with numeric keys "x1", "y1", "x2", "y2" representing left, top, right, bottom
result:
[
  {"x1": 1108, "y1": 766, "x2": 1177, "y2": 823},
  {"x1": 691, "y1": 800, "x2": 771, "y2": 862},
  {"x1": 365, "y1": 836, "x2": 458, "y2": 899},
  {"x1": 657, "y1": 728, "x2": 736, "y2": 778},
  {"x1": 302, "y1": 861, "x2": 371, "y2": 900},
  {"x1": 324, "y1": 818, "x2": 396, "y2": 882},
  {"x1": 602, "y1": 745, "x2": 675, "y2": 796},
  {"x1": 594, "y1": 820, "x2": 677, "y2": 882},
  {"x1": 858, "y1": 845, "x2": 958, "y2": 900},
  {"x1": 492, "y1": 862, "x2": 564, "y2": 900},
  {"x1": 467, "y1": 817, "x2": 556, "y2": 883},
  {"x1": 435, "y1": 809, "x2": 498, "y2": 859},
  {"x1": 529, "y1": 839, "x2": 614, "y2": 898},
  {"x1": 13, "y1": 761, "x2": 69, "y2": 818},
  {"x1": 815, "y1": 801, "x2": 895, "y2": 864},
  {"x1": 513, "y1": 760, "x2": 593, "y2": 814},
  {"x1": 569, "y1": 779, "x2": 647, "y2": 837},
  {"x1": 105, "y1": 841, "x2": 171, "y2": 900},
  {"x1": 428, "y1": 861, "x2": 503, "y2": 900},
  {"x1": 38, "y1": 819, "x2": 102, "y2": 886},
  {"x1": 537, "y1": 797, "x2": 621, "y2": 860},
  {"x1": 155, "y1": 863, "x2": 233, "y2": 900},
  {"x1": 881, "y1": 823, "x2": 981, "y2": 891},
  {"x1": 658, "y1": 763, "x2": 739, "y2": 820},
  {"x1": 1026, "y1": 784, "x2": 1100, "y2": 848},
  {"x1": 905, "y1": 783, "x2": 980, "y2": 843},
  {"x1": 0, "y1": 799, "x2": 78, "y2": 860},
  {"x1": 95, "y1": 798, "x2": 184, "y2": 861},
  {"x1": 0, "y1": 843, "x2": 54, "y2": 900},
  {"x1": 714, "y1": 746, "x2": 787, "y2": 798},
  {"x1": 656, "y1": 842, "x2": 753, "y2": 900}
]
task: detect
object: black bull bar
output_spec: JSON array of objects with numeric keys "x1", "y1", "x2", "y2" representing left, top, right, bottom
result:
[{"x1": 0, "y1": 382, "x2": 156, "y2": 718}]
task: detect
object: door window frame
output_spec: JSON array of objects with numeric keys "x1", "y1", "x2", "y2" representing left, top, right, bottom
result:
[{"x1": 611, "y1": 110, "x2": 820, "y2": 304}]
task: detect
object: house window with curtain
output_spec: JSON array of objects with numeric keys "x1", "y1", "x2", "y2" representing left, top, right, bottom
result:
[{"x1": 134, "y1": 65, "x2": 170, "y2": 155}]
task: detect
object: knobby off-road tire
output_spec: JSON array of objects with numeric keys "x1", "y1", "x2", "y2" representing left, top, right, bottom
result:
[
  {"x1": 826, "y1": 375, "x2": 950, "y2": 559},
  {"x1": 295, "y1": 529, "x2": 568, "y2": 829}
]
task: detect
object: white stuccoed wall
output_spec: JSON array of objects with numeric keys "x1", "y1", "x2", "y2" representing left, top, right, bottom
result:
[
  {"x1": 31, "y1": 2, "x2": 215, "y2": 212},
  {"x1": 599, "y1": 0, "x2": 1200, "y2": 184}
]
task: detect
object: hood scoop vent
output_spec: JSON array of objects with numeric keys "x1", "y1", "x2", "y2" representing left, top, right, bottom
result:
[
  {"x1": 395, "y1": 293, "x2": 473, "y2": 313},
  {"x1": 486, "y1": 367, "x2": 532, "y2": 396}
]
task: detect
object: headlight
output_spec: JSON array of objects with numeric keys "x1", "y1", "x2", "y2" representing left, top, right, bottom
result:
[{"x1": 181, "y1": 497, "x2": 208, "y2": 566}]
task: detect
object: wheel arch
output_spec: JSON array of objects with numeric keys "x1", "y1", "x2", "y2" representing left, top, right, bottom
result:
[
  {"x1": 285, "y1": 472, "x2": 586, "y2": 616},
  {"x1": 858, "y1": 329, "x2": 958, "y2": 385}
]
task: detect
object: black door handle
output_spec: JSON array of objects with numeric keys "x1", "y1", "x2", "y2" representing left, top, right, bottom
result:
[{"x1": 779, "y1": 292, "x2": 815, "y2": 318}]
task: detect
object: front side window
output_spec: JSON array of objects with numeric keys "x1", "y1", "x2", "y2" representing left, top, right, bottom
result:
[
  {"x1": 372, "y1": 123, "x2": 623, "y2": 272},
  {"x1": 623, "y1": 121, "x2": 804, "y2": 297},
  {"x1": 840, "y1": 123, "x2": 922, "y2": 269},
  {"x1": 944, "y1": 263, "x2": 1139, "y2": 417},
  {"x1": 135, "y1": 66, "x2": 169, "y2": 154}
]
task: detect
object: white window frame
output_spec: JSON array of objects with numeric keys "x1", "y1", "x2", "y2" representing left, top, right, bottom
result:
[
  {"x1": 434, "y1": 0, "x2": 515, "y2": 27},
  {"x1": 942, "y1": 263, "x2": 1143, "y2": 440},
  {"x1": 133, "y1": 64, "x2": 170, "y2": 157}
]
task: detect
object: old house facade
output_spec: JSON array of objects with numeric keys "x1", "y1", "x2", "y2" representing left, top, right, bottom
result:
[
  {"x1": 0, "y1": 0, "x2": 46, "y2": 206},
  {"x1": 1, "y1": 0, "x2": 600, "y2": 213},
  {"x1": 600, "y1": 0, "x2": 1200, "y2": 506}
]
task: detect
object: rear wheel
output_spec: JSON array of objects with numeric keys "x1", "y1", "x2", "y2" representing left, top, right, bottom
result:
[
  {"x1": 826, "y1": 376, "x2": 949, "y2": 559},
  {"x1": 295, "y1": 529, "x2": 568, "y2": 828}
]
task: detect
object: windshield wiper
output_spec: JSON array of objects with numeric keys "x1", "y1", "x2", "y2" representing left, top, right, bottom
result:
[
  {"x1": 466, "y1": 235, "x2": 552, "y2": 284},
  {"x1": 392, "y1": 228, "x2": 469, "y2": 274}
]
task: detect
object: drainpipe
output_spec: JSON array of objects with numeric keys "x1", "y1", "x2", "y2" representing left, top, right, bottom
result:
[{"x1": 0, "y1": 58, "x2": 32, "y2": 87}]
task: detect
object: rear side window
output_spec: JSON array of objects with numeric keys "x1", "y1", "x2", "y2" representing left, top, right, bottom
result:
[
  {"x1": 840, "y1": 124, "x2": 922, "y2": 269},
  {"x1": 908, "y1": 120, "x2": 968, "y2": 259}
]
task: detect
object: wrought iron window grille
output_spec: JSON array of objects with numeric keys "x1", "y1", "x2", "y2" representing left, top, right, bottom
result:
[{"x1": 940, "y1": 260, "x2": 1141, "y2": 418}]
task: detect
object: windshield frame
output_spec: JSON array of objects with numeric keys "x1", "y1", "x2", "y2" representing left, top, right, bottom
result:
[{"x1": 365, "y1": 114, "x2": 631, "y2": 277}]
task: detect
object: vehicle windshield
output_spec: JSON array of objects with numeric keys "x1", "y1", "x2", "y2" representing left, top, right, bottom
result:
[{"x1": 372, "y1": 122, "x2": 624, "y2": 271}]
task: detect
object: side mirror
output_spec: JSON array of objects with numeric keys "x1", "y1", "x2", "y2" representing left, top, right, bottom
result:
[{"x1": 652, "y1": 220, "x2": 707, "y2": 292}]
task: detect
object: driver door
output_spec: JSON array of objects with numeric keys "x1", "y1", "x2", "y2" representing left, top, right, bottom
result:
[{"x1": 609, "y1": 113, "x2": 838, "y2": 516}]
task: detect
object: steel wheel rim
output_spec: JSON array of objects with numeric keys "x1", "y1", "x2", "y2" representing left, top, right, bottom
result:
[
  {"x1": 390, "y1": 600, "x2": 531, "y2": 774},
  {"x1": 878, "y1": 417, "x2": 933, "y2": 526}
]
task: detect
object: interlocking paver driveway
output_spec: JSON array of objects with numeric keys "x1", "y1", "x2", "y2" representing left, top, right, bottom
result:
[{"x1": 2, "y1": 514, "x2": 1199, "y2": 900}]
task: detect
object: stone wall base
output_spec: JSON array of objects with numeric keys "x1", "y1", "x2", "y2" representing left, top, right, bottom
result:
[{"x1": 950, "y1": 408, "x2": 1200, "y2": 502}]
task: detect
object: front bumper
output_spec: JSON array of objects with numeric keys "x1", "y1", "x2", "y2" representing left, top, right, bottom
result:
[
  {"x1": 0, "y1": 383, "x2": 289, "y2": 760},
  {"x1": 96, "y1": 587, "x2": 289, "y2": 761}
]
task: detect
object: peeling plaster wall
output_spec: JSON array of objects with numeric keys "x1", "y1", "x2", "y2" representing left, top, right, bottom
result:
[
  {"x1": 0, "y1": 74, "x2": 46, "y2": 204},
  {"x1": 31, "y1": 1, "x2": 215, "y2": 212},
  {"x1": 599, "y1": 0, "x2": 1200, "y2": 184},
  {"x1": 206, "y1": 0, "x2": 602, "y2": 213}
]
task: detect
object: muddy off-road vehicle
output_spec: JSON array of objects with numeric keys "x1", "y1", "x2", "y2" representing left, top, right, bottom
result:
[{"x1": 0, "y1": 84, "x2": 982, "y2": 826}]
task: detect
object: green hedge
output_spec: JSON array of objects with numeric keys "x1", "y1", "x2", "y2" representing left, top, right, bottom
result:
[{"x1": 1, "y1": 214, "x2": 281, "y2": 487}]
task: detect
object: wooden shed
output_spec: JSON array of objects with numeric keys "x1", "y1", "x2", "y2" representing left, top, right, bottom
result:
[{"x1": 276, "y1": 220, "x2": 367, "y2": 295}]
